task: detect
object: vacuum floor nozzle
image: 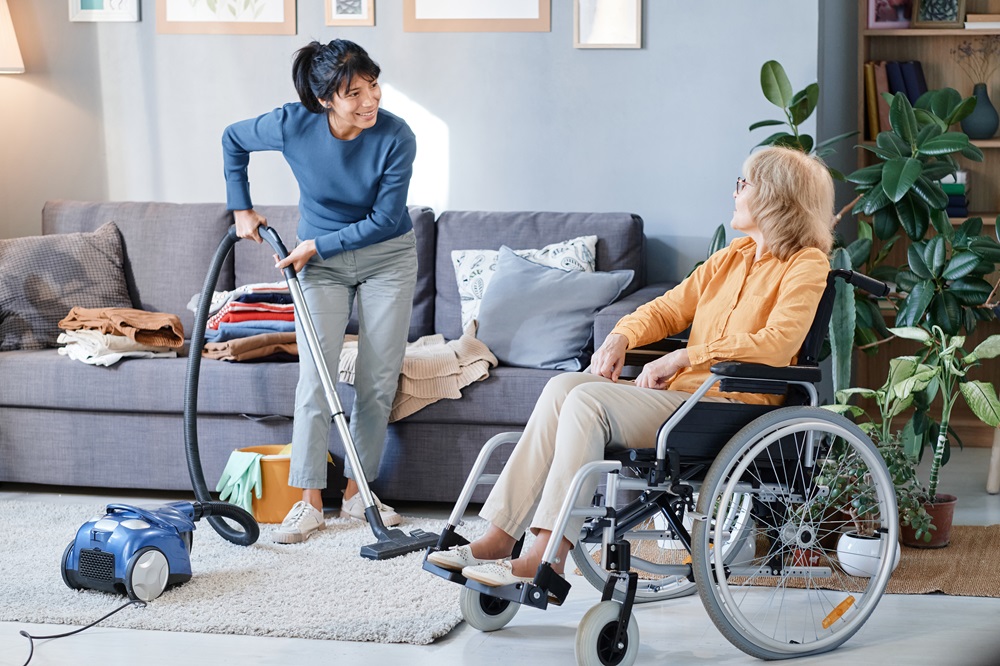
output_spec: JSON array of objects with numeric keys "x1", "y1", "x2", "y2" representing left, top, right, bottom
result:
[{"x1": 360, "y1": 528, "x2": 440, "y2": 561}]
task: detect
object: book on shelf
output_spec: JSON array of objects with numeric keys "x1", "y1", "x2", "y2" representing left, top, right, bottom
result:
[
  {"x1": 864, "y1": 61, "x2": 879, "y2": 141},
  {"x1": 947, "y1": 206, "x2": 969, "y2": 218},
  {"x1": 965, "y1": 21, "x2": 1000, "y2": 28},
  {"x1": 965, "y1": 13, "x2": 1000, "y2": 21},
  {"x1": 873, "y1": 61, "x2": 892, "y2": 133},
  {"x1": 948, "y1": 194, "x2": 968, "y2": 208},
  {"x1": 940, "y1": 170, "x2": 968, "y2": 185},
  {"x1": 941, "y1": 182, "x2": 967, "y2": 195},
  {"x1": 884, "y1": 60, "x2": 907, "y2": 101},
  {"x1": 900, "y1": 61, "x2": 927, "y2": 106}
]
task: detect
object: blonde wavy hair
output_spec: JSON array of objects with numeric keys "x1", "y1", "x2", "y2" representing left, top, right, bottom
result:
[{"x1": 742, "y1": 146, "x2": 835, "y2": 260}]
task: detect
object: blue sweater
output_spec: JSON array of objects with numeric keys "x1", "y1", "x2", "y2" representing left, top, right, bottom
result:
[{"x1": 222, "y1": 103, "x2": 417, "y2": 260}]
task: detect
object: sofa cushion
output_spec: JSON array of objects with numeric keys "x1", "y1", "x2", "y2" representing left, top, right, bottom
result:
[
  {"x1": 435, "y1": 212, "x2": 645, "y2": 341},
  {"x1": 0, "y1": 222, "x2": 134, "y2": 351},
  {"x1": 42, "y1": 201, "x2": 235, "y2": 336},
  {"x1": 451, "y1": 235, "x2": 597, "y2": 330},
  {"x1": 234, "y1": 205, "x2": 436, "y2": 341},
  {"x1": 477, "y1": 247, "x2": 634, "y2": 371}
]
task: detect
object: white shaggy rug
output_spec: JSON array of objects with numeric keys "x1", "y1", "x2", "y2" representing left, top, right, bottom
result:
[{"x1": 0, "y1": 500, "x2": 487, "y2": 644}]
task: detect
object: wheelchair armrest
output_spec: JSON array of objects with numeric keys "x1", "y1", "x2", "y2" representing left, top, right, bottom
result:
[{"x1": 710, "y1": 361, "x2": 821, "y2": 384}]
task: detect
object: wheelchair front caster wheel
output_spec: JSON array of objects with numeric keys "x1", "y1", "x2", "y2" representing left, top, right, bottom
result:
[
  {"x1": 459, "y1": 587, "x2": 519, "y2": 632},
  {"x1": 125, "y1": 547, "x2": 169, "y2": 602},
  {"x1": 575, "y1": 600, "x2": 639, "y2": 666}
]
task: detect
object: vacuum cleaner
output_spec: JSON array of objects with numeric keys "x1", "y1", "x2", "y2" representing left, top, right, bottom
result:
[
  {"x1": 184, "y1": 224, "x2": 438, "y2": 560},
  {"x1": 61, "y1": 500, "x2": 258, "y2": 602}
]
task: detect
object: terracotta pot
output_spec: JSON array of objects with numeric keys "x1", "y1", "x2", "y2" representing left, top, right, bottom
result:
[{"x1": 900, "y1": 494, "x2": 958, "y2": 548}]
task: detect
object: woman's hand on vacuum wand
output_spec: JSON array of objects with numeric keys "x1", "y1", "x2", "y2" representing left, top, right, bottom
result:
[
  {"x1": 275, "y1": 239, "x2": 318, "y2": 274},
  {"x1": 234, "y1": 209, "x2": 267, "y2": 243}
]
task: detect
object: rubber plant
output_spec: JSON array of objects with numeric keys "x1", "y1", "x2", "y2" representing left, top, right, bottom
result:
[{"x1": 749, "y1": 60, "x2": 858, "y2": 394}]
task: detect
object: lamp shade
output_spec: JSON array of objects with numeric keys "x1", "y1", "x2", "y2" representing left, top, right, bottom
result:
[{"x1": 0, "y1": 0, "x2": 24, "y2": 74}]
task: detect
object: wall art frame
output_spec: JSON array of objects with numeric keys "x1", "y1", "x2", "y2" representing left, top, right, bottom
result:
[
  {"x1": 402, "y1": 0, "x2": 550, "y2": 33},
  {"x1": 574, "y1": 0, "x2": 641, "y2": 49},
  {"x1": 156, "y1": 0, "x2": 297, "y2": 35},
  {"x1": 911, "y1": 0, "x2": 966, "y2": 28},
  {"x1": 69, "y1": 0, "x2": 140, "y2": 22},
  {"x1": 867, "y1": 0, "x2": 912, "y2": 29},
  {"x1": 326, "y1": 0, "x2": 374, "y2": 27}
]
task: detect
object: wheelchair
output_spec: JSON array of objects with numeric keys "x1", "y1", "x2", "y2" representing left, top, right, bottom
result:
[{"x1": 423, "y1": 269, "x2": 898, "y2": 665}]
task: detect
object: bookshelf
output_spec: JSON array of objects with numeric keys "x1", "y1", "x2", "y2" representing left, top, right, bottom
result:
[{"x1": 855, "y1": 0, "x2": 1000, "y2": 448}]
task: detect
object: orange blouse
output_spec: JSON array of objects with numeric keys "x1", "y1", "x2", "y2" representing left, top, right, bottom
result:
[{"x1": 610, "y1": 236, "x2": 829, "y2": 405}]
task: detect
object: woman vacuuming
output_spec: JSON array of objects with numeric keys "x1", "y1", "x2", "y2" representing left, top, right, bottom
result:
[{"x1": 222, "y1": 39, "x2": 417, "y2": 544}]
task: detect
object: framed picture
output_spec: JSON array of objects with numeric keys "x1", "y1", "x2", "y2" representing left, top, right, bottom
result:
[
  {"x1": 403, "y1": 0, "x2": 550, "y2": 33},
  {"x1": 156, "y1": 0, "x2": 296, "y2": 35},
  {"x1": 69, "y1": 0, "x2": 140, "y2": 22},
  {"x1": 326, "y1": 0, "x2": 374, "y2": 27},
  {"x1": 574, "y1": 0, "x2": 641, "y2": 49},
  {"x1": 911, "y1": 0, "x2": 965, "y2": 28},
  {"x1": 867, "y1": 0, "x2": 912, "y2": 29}
]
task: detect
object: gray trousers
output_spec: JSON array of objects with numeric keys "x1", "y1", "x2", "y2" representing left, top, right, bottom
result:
[
  {"x1": 480, "y1": 372, "x2": 736, "y2": 541},
  {"x1": 289, "y1": 230, "x2": 417, "y2": 488}
]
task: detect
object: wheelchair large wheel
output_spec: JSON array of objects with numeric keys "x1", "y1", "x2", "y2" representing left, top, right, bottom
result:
[
  {"x1": 572, "y1": 491, "x2": 756, "y2": 603},
  {"x1": 691, "y1": 407, "x2": 897, "y2": 660}
]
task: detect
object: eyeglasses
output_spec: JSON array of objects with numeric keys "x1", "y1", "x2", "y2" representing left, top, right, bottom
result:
[{"x1": 736, "y1": 177, "x2": 751, "y2": 195}]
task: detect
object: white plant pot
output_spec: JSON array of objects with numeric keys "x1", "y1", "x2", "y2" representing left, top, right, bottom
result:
[{"x1": 836, "y1": 531, "x2": 900, "y2": 577}]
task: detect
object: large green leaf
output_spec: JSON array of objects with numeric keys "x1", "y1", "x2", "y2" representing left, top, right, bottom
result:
[
  {"x1": 959, "y1": 217, "x2": 984, "y2": 238},
  {"x1": 910, "y1": 176, "x2": 949, "y2": 211},
  {"x1": 709, "y1": 224, "x2": 726, "y2": 255},
  {"x1": 749, "y1": 119, "x2": 786, "y2": 131},
  {"x1": 815, "y1": 130, "x2": 860, "y2": 151},
  {"x1": 881, "y1": 157, "x2": 923, "y2": 202},
  {"x1": 915, "y1": 122, "x2": 943, "y2": 146},
  {"x1": 917, "y1": 133, "x2": 971, "y2": 156},
  {"x1": 862, "y1": 187, "x2": 892, "y2": 215},
  {"x1": 895, "y1": 195, "x2": 927, "y2": 240},
  {"x1": 888, "y1": 327, "x2": 932, "y2": 343},
  {"x1": 895, "y1": 281, "x2": 934, "y2": 326},
  {"x1": 847, "y1": 237, "x2": 873, "y2": 268},
  {"x1": 753, "y1": 131, "x2": 795, "y2": 149},
  {"x1": 968, "y1": 236, "x2": 1000, "y2": 262},
  {"x1": 790, "y1": 83, "x2": 819, "y2": 125},
  {"x1": 895, "y1": 268, "x2": 919, "y2": 292},
  {"x1": 929, "y1": 208, "x2": 953, "y2": 240},
  {"x1": 948, "y1": 277, "x2": 994, "y2": 305},
  {"x1": 968, "y1": 334, "x2": 1000, "y2": 361},
  {"x1": 858, "y1": 218, "x2": 873, "y2": 242},
  {"x1": 829, "y1": 248, "x2": 855, "y2": 395},
  {"x1": 920, "y1": 162, "x2": 957, "y2": 181},
  {"x1": 873, "y1": 206, "x2": 900, "y2": 239},
  {"x1": 888, "y1": 93, "x2": 918, "y2": 144},
  {"x1": 960, "y1": 143, "x2": 986, "y2": 161},
  {"x1": 877, "y1": 130, "x2": 908, "y2": 158},
  {"x1": 907, "y1": 243, "x2": 933, "y2": 279},
  {"x1": 859, "y1": 143, "x2": 901, "y2": 161},
  {"x1": 760, "y1": 60, "x2": 794, "y2": 108},
  {"x1": 798, "y1": 135, "x2": 815, "y2": 153},
  {"x1": 945, "y1": 95, "x2": 978, "y2": 125},
  {"x1": 846, "y1": 163, "x2": 885, "y2": 185},
  {"x1": 941, "y1": 252, "x2": 982, "y2": 281},
  {"x1": 923, "y1": 236, "x2": 947, "y2": 277},
  {"x1": 914, "y1": 108, "x2": 948, "y2": 132},
  {"x1": 929, "y1": 292, "x2": 962, "y2": 334},
  {"x1": 959, "y1": 381, "x2": 1000, "y2": 428}
]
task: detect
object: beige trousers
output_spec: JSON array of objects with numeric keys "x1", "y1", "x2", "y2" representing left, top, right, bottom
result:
[{"x1": 479, "y1": 372, "x2": 735, "y2": 542}]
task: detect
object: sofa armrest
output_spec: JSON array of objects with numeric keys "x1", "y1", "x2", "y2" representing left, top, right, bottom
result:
[{"x1": 593, "y1": 282, "x2": 676, "y2": 349}]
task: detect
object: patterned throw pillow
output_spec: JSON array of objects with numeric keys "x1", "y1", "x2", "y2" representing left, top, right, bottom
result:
[
  {"x1": 0, "y1": 222, "x2": 134, "y2": 351},
  {"x1": 451, "y1": 235, "x2": 598, "y2": 330}
]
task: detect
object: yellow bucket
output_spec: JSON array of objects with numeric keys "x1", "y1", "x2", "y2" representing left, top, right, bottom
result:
[{"x1": 237, "y1": 444, "x2": 300, "y2": 524}]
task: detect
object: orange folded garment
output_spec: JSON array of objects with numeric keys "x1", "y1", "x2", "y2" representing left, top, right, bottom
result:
[
  {"x1": 202, "y1": 332, "x2": 297, "y2": 362},
  {"x1": 58, "y1": 307, "x2": 184, "y2": 348}
]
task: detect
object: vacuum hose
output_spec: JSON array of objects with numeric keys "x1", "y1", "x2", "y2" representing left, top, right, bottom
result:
[
  {"x1": 193, "y1": 500, "x2": 261, "y2": 538},
  {"x1": 184, "y1": 226, "x2": 265, "y2": 546}
]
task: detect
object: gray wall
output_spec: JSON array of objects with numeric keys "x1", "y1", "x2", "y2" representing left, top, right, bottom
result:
[{"x1": 1, "y1": 1, "x2": 855, "y2": 284}]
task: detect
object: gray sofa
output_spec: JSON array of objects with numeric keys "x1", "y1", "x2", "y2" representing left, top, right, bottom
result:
[{"x1": 0, "y1": 201, "x2": 669, "y2": 503}]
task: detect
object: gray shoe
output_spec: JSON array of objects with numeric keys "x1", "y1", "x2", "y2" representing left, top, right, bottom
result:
[{"x1": 272, "y1": 500, "x2": 326, "y2": 544}]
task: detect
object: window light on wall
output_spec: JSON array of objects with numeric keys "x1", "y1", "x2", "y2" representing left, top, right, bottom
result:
[{"x1": 0, "y1": 0, "x2": 24, "y2": 74}]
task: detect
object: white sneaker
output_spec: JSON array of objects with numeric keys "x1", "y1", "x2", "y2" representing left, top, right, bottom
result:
[
  {"x1": 427, "y1": 545, "x2": 491, "y2": 572},
  {"x1": 339, "y1": 492, "x2": 402, "y2": 527},
  {"x1": 272, "y1": 500, "x2": 326, "y2": 544}
]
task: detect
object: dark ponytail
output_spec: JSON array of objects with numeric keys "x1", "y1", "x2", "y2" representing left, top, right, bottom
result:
[{"x1": 292, "y1": 40, "x2": 381, "y2": 114}]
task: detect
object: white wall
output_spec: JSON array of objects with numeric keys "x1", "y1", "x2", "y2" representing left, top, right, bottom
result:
[{"x1": 2, "y1": 1, "x2": 845, "y2": 284}]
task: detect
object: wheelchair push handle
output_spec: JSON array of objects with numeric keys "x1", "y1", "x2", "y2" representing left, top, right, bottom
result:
[{"x1": 830, "y1": 269, "x2": 890, "y2": 298}]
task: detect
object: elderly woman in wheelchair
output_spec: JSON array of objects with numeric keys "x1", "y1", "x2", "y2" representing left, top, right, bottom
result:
[{"x1": 425, "y1": 146, "x2": 898, "y2": 664}]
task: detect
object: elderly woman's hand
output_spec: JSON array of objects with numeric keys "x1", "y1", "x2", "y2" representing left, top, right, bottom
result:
[
  {"x1": 590, "y1": 333, "x2": 629, "y2": 381},
  {"x1": 635, "y1": 349, "x2": 690, "y2": 390}
]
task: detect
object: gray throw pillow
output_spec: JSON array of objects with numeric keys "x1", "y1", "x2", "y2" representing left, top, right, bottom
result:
[
  {"x1": 477, "y1": 246, "x2": 634, "y2": 371},
  {"x1": 0, "y1": 222, "x2": 133, "y2": 351}
]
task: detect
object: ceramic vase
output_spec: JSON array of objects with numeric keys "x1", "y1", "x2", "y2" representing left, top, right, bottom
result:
[
  {"x1": 836, "y1": 531, "x2": 901, "y2": 577},
  {"x1": 960, "y1": 83, "x2": 999, "y2": 140}
]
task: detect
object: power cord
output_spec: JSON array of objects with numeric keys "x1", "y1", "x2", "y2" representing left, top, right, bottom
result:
[{"x1": 18, "y1": 600, "x2": 146, "y2": 666}]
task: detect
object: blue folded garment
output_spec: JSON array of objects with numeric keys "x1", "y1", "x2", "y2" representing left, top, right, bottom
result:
[{"x1": 204, "y1": 320, "x2": 296, "y2": 343}]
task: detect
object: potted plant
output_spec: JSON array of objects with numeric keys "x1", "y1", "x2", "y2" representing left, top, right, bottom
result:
[
  {"x1": 826, "y1": 357, "x2": 936, "y2": 549},
  {"x1": 884, "y1": 325, "x2": 1000, "y2": 547}
]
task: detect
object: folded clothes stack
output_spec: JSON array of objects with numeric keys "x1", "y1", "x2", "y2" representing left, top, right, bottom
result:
[
  {"x1": 57, "y1": 306, "x2": 184, "y2": 366},
  {"x1": 188, "y1": 281, "x2": 298, "y2": 362}
]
